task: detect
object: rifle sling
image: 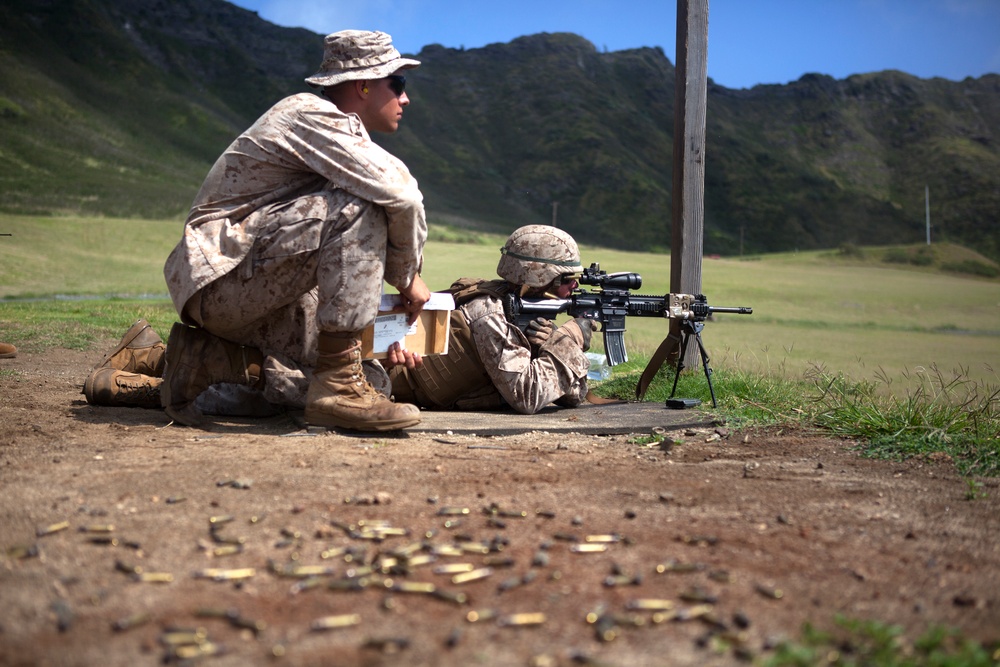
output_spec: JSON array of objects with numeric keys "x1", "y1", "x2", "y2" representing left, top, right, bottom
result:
[
  {"x1": 635, "y1": 331, "x2": 682, "y2": 400},
  {"x1": 585, "y1": 389, "x2": 624, "y2": 405}
]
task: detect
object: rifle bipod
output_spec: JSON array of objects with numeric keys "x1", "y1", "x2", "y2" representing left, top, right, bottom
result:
[{"x1": 668, "y1": 320, "x2": 719, "y2": 408}]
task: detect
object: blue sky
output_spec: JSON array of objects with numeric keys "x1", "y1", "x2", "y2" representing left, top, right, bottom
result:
[{"x1": 228, "y1": 0, "x2": 999, "y2": 89}]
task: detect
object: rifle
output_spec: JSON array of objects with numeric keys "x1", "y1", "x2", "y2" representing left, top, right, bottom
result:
[{"x1": 504, "y1": 263, "x2": 752, "y2": 405}]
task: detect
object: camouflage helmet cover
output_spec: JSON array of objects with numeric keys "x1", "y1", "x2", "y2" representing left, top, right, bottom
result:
[{"x1": 497, "y1": 225, "x2": 583, "y2": 288}]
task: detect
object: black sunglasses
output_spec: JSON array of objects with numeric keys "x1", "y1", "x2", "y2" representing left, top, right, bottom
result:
[{"x1": 387, "y1": 75, "x2": 406, "y2": 96}]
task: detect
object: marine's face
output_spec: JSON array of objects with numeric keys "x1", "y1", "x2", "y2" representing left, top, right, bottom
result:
[{"x1": 363, "y1": 74, "x2": 409, "y2": 133}]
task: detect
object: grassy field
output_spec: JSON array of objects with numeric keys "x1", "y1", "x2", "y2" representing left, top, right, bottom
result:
[{"x1": 2, "y1": 213, "x2": 997, "y2": 390}]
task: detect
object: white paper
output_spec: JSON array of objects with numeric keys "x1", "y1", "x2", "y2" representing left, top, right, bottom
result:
[
  {"x1": 370, "y1": 313, "x2": 417, "y2": 354},
  {"x1": 378, "y1": 292, "x2": 456, "y2": 312}
]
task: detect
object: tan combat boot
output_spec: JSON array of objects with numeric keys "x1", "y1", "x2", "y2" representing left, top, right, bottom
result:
[
  {"x1": 84, "y1": 319, "x2": 166, "y2": 405},
  {"x1": 160, "y1": 323, "x2": 264, "y2": 427},
  {"x1": 93, "y1": 319, "x2": 166, "y2": 375},
  {"x1": 84, "y1": 369, "x2": 162, "y2": 408},
  {"x1": 304, "y1": 333, "x2": 421, "y2": 431},
  {"x1": 0, "y1": 342, "x2": 16, "y2": 358}
]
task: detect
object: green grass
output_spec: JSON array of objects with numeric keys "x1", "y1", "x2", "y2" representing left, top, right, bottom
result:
[
  {"x1": 765, "y1": 616, "x2": 999, "y2": 667},
  {"x1": 2, "y1": 214, "x2": 998, "y2": 480}
]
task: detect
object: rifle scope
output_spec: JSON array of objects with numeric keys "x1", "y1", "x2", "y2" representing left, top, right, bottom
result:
[{"x1": 579, "y1": 263, "x2": 642, "y2": 290}]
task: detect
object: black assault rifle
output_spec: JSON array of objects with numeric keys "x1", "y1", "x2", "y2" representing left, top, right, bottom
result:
[{"x1": 505, "y1": 263, "x2": 753, "y2": 405}]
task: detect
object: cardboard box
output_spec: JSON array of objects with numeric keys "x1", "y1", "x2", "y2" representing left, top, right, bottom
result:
[{"x1": 360, "y1": 292, "x2": 454, "y2": 359}]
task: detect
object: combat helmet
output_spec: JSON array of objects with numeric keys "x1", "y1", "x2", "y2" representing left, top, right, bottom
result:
[{"x1": 497, "y1": 225, "x2": 583, "y2": 288}]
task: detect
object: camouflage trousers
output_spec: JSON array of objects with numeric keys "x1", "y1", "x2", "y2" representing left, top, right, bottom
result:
[{"x1": 183, "y1": 188, "x2": 391, "y2": 407}]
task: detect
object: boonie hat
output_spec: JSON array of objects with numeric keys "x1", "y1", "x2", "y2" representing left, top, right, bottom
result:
[{"x1": 305, "y1": 30, "x2": 420, "y2": 88}]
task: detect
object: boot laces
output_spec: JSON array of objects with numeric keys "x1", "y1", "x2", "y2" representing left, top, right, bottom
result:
[{"x1": 119, "y1": 378, "x2": 158, "y2": 401}]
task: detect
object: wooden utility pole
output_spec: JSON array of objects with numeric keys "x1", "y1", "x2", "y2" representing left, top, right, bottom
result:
[
  {"x1": 634, "y1": 0, "x2": 710, "y2": 400},
  {"x1": 670, "y1": 0, "x2": 709, "y2": 367}
]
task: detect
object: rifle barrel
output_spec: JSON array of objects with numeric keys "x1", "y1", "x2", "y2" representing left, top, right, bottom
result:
[{"x1": 710, "y1": 306, "x2": 753, "y2": 315}]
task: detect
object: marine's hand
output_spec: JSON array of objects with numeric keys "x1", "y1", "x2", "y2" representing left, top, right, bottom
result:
[
  {"x1": 573, "y1": 317, "x2": 593, "y2": 352},
  {"x1": 526, "y1": 317, "x2": 554, "y2": 347},
  {"x1": 384, "y1": 341, "x2": 422, "y2": 369},
  {"x1": 399, "y1": 274, "x2": 431, "y2": 325}
]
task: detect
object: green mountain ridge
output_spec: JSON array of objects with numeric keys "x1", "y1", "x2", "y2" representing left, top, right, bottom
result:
[{"x1": 1, "y1": 0, "x2": 998, "y2": 259}]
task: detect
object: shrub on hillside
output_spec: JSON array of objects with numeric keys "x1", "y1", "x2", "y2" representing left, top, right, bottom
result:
[{"x1": 941, "y1": 259, "x2": 999, "y2": 278}]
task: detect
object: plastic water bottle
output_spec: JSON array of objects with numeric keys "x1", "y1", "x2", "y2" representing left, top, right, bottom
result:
[{"x1": 586, "y1": 352, "x2": 611, "y2": 381}]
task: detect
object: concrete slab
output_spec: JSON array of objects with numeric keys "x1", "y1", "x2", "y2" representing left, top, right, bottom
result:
[{"x1": 406, "y1": 401, "x2": 715, "y2": 436}]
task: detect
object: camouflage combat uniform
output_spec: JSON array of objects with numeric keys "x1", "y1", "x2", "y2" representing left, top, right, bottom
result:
[
  {"x1": 163, "y1": 92, "x2": 426, "y2": 406},
  {"x1": 390, "y1": 279, "x2": 589, "y2": 414}
]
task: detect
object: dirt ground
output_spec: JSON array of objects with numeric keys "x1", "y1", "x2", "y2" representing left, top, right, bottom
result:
[{"x1": 1, "y1": 347, "x2": 998, "y2": 667}]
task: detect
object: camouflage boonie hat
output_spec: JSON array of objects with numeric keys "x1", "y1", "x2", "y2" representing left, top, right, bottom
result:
[
  {"x1": 305, "y1": 30, "x2": 420, "y2": 88},
  {"x1": 497, "y1": 225, "x2": 583, "y2": 289}
]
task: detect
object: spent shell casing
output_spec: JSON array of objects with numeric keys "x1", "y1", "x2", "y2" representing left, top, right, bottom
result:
[
  {"x1": 311, "y1": 614, "x2": 361, "y2": 631},
  {"x1": 230, "y1": 615, "x2": 266, "y2": 635},
  {"x1": 171, "y1": 642, "x2": 225, "y2": 660},
  {"x1": 363, "y1": 636, "x2": 411, "y2": 652},
  {"x1": 571, "y1": 544, "x2": 608, "y2": 554},
  {"x1": 452, "y1": 567, "x2": 493, "y2": 584},
  {"x1": 434, "y1": 563, "x2": 475, "y2": 575},
  {"x1": 290, "y1": 576, "x2": 326, "y2": 594},
  {"x1": 498, "y1": 509, "x2": 527, "y2": 518},
  {"x1": 655, "y1": 560, "x2": 706, "y2": 574},
  {"x1": 535, "y1": 509, "x2": 556, "y2": 519},
  {"x1": 208, "y1": 515, "x2": 235, "y2": 526},
  {"x1": 594, "y1": 616, "x2": 618, "y2": 643},
  {"x1": 134, "y1": 572, "x2": 174, "y2": 583},
  {"x1": 377, "y1": 556, "x2": 399, "y2": 571},
  {"x1": 195, "y1": 607, "x2": 239, "y2": 619},
  {"x1": 79, "y1": 524, "x2": 115, "y2": 533},
  {"x1": 6, "y1": 544, "x2": 39, "y2": 560},
  {"x1": 465, "y1": 608, "x2": 499, "y2": 623},
  {"x1": 553, "y1": 532, "x2": 580, "y2": 542},
  {"x1": 212, "y1": 568, "x2": 257, "y2": 581},
  {"x1": 111, "y1": 612, "x2": 152, "y2": 632},
  {"x1": 211, "y1": 545, "x2": 243, "y2": 558},
  {"x1": 390, "y1": 541, "x2": 425, "y2": 558},
  {"x1": 165, "y1": 496, "x2": 186, "y2": 504},
  {"x1": 611, "y1": 612, "x2": 646, "y2": 627},
  {"x1": 430, "y1": 544, "x2": 465, "y2": 557},
  {"x1": 210, "y1": 531, "x2": 246, "y2": 545},
  {"x1": 626, "y1": 599, "x2": 675, "y2": 611},
  {"x1": 676, "y1": 604, "x2": 715, "y2": 621},
  {"x1": 328, "y1": 577, "x2": 367, "y2": 591},
  {"x1": 36, "y1": 521, "x2": 69, "y2": 537},
  {"x1": 404, "y1": 553, "x2": 436, "y2": 568},
  {"x1": 483, "y1": 556, "x2": 515, "y2": 568},
  {"x1": 755, "y1": 583, "x2": 784, "y2": 599},
  {"x1": 651, "y1": 609, "x2": 679, "y2": 623},
  {"x1": 603, "y1": 574, "x2": 640, "y2": 587},
  {"x1": 680, "y1": 587, "x2": 719, "y2": 603},
  {"x1": 291, "y1": 565, "x2": 336, "y2": 577},
  {"x1": 391, "y1": 581, "x2": 437, "y2": 594},
  {"x1": 431, "y1": 588, "x2": 468, "y2": 605},
  {"x1": 458, "y1": 542, "x2": 491, "y2": 555},
  {"x1": 115, "y1": 560, "x2": 142, "y2": 575},
  {"x1": 87, "y1": 536, "x2": 119, "y2": 546},
  {"x1": 320, "y1": 546, "x2": 349, "y2": 560},
  {"x1": 437, "y1": 507, "x2": 470, "y2": 516},
  {"x1": 497, "y1": 576, "x2": 522, "y2": 593},
  {"x1": 585, "y1": 534, "x2": 621, "y2": 543},
  {"x1": 159, "y1": 629, "x2": 208, "y2": 646},
  {"x1": 498, "y1": 613, "x2": 546, "y2": 627}
]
